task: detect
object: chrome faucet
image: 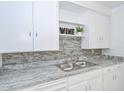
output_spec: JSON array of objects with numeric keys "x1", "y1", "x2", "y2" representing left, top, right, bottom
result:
[{"x1": 76, "y1": 56, "x2": 88, "y2": 62}]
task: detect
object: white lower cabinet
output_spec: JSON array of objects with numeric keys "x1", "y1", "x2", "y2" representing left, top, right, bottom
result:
[
  {"x1": 69, "y1": 80, "x2": 89, "y2": 91},
  {"x1": 89, "y1": 77, "x2": 103, "y2": 91},
  {"x1": 103, "y1": 63, "x2": 124, "y2": 91},
  {"x1": 103, "y1": 71, "x2": 117, "y2": 91},
  {"x1": 120, "y1": 63, "x2": 124, "y2": 90},
  {"x1": 68, "y1": 77, "x2": 103, "y2": 91},
  {"x1": 68, "y1": 63, "x2": 124, "y2": 91},
  {"x1": 68, "y1": 69, "x2": 103, "y2": 91}
]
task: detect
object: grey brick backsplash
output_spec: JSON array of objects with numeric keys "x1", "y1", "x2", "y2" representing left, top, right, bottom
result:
[
  {"x1": 0, "y1": 54, "x2": 2, "y2": 67},
  {"x1": 101, "y1": 55, "x2": 124, "y2": 62},
  {"x1": 2, "y1": 35, "x2": 102, "y2": 65}
]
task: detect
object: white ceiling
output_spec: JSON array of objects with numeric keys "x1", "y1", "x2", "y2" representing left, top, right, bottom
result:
[
  {"x1": 96, "y1": 1, "x2": 124, "y2": 9},
  {"x1": 59, "y1": 1, "x2": 87, "y2": 13}
]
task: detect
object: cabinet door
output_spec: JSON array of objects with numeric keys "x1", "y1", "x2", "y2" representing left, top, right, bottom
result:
[
  {"x1": 33, "y1": 1, "x2": 59, "y2": 51},
  {"x1": 114, "y1": 64, "x2": 124, "y2": 91},
  {"x1": 120, "y1": 63, "x2": 124, "y2": 90},
  {"x1": 114, "y1": 71, "x2": 122, "y2": 90},
  {"x1": 90, "y1": 77, "x2": 103, "y2": 91},
  {"x1": 82, "y1": 10, "x2": 100, "y2": 48},
  {"x1": 92, "y1": 12, "x2": 110, "y2": 48},
  {"x1": 82, "y1": 10, "x2": 110, "y2": 49},
  {"x1": 104, "y1": 71, "x2": 123, "y2": 91},
  {"x1": 0, "y1": 2, "x2": 33, "y2": 53},
  {"x1": 103, "y1": 72, "x2": 116, "y2": 91},
  {"x1": 68, "y1": 81, "x2": 88, "y2": 91},
  {"x1": 98, "y1": 14, "x2": 110, "y2": 48}
]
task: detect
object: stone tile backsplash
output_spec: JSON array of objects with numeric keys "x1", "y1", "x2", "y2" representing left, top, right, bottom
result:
[
  {"x1": 2, "y1": 35, "x2": 102, "y2": 65},
  {"x1": 100, "y1": 55, "x2": 124, "y2": 62},
  {"x1": 0, "y1": 54, "x2": 2, "y2": 67}
]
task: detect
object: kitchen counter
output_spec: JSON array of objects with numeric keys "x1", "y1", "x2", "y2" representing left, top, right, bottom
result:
[
  {"x1": 0, "y1": 58, "x2": 124, "y2": 91},
  {"x1": 0, "y1": 65, "x2": 66, "y2": 91}
]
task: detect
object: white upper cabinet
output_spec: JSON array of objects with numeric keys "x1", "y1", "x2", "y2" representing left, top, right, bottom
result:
[
  {"x1": 82, "y1": 10, "x2": 110, "y2": 49},
  {"x1": 0, "y1": 1, "x2": 59, "y2": 53},
  {"x1": 33, "y1": 1, "x2": 59, "y2": 51},
  {"x1": 0, "y1": 2, "x2": 33, "y2": 53}
]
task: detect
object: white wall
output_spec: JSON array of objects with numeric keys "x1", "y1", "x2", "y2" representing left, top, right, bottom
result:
[
  {"x1": 59, "y1": 8, "x2": 86, "y2": 25},
  {"x1": 103, "y1": 4, "x2": 124, "y2": 57}
]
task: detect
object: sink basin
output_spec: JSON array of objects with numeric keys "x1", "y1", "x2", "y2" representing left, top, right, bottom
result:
[
  {"x1": 56, "y1": 61, "x2": 98, "y2": 72},
  {"x1": 75, "y1": 61, "x2": 86, "y2": 67},
  {"x1": 59, "y1": 63, "x2": 73, "y2": 71}
]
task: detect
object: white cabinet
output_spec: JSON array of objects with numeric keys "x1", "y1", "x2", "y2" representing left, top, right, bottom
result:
[
  {"x1": 33, "y1": 1, "x2": 59, "y2": 51},
  {"x1": 68, "y1": 69, "x2": 103, "y2": 91},
  {"x1": 0, "y1": 1, "x2": 59, "y2": 53},
  {"x1": 120, "y1": 63, "x2": 124, "y2": 90},
  {"x1": 89, "y1": 77, "x2": 103, "y2": 91},
  {"x1": 82, "y1": 10, "x2": 110, "y2": 49},
  {"x1": 69, "y1": 78, "x2": 103, "y2": 91},
  {"x1": 114, "y1": 64, "x2": 124, "y2": 90},
  {"x1": 102, "y1": 64, "x2": 123, "y2": 91},
  {"x1": 69, "y1": 80, "x2": 89, "y2": 91},
  {"x1": 114, "y1": 63, "x2": 124, "y2": 90},
  {"x1": 18, "y1": 78, "x2": 67, "y2": 91},
  {"x1": 68, "y1": 63, "x2": 124, "y2": 91},
  {"x1": 103, "y1": 71, "x2": 116, "y2": 90},
  {"x1": 0, "y1": 2, "x2": 33, "y2": 53}
]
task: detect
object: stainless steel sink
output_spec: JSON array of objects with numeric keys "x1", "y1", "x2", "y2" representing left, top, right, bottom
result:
[
  {"x1": 75, "y1": 61, "x2": 86, "y2": 67},
  {"x1": 59, "y1": 63, "x2": 73, "y2": 71},
  {"x1": 56, "y1": 61, "x2": 97, "y2": 72}
]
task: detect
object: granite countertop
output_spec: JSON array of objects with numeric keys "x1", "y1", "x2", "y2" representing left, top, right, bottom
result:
[
  {"x1": 0, "y1": 65, "x2": 66, "y2": 91},
  {"x1": 0, "y1": 58, "x2": 124, "y2": 91}
]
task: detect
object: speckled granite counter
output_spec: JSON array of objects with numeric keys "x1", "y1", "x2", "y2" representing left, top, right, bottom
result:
[
  {"x1": 0, "y1": 58, "x2": 124, "y2": 91},
  {"x1": 0, "y1": 64, "x2": 67, "y2": 91}
]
